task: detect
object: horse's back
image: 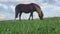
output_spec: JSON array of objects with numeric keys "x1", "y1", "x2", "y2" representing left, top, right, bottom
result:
[{"x1": 15, "y1": 3, "x2": 36, "y2": 13}]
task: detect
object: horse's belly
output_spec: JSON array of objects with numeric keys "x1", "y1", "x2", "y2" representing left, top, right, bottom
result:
[{"x1": 23, "y1": 11, "x2": 31, "y2": 13}]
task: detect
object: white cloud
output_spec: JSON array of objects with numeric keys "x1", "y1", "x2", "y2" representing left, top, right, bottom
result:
[
  {"x1": 0, "y1": 0, "x2": 36, "y2": 4},
  {"x1": 0, "y1": 0, "x2": 16, "y2": 2},
  {"x1": 19, "y1": 0, "x2": 36, "y2": 4},
  {"x1": 53, "y1": 6, "x2": 60, "y2": 11},
  {"x1": 40, "y1": 3, "x2": 60, "y2": 17},
  {"x1": 10, "y1": 5, "x2": 15, "y2": 12},
  {"x1": 41, "y1": 3, "x2": 48, "y2": 8},
  {"x1": 0, "y1": 14, "x2": 5, "y2": 19},
  {"x1": 41, "y1": 3, "x2": 60, "y2": 11},
  {"x1": 54, "y1": 0, "x2": 59, "y2": 2},
  {"x1": 0, "y1": 3, "x2": 8, "y2": 10},
  {"x1": 3, "y1": 5, "x2": 8, "y2": 10}
]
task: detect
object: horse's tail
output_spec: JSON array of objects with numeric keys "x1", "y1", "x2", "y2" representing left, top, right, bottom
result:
[
  {"x1": 33, "y1": 4, "x2": 44, "y2": 20},
  {"x1": 15, "y1": 7, "x2": 19, "y2": 19}
]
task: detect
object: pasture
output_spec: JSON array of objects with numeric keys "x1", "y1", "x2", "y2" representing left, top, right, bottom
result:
[{"x1": 0, "y1": 17, "x2": 60, "y2": 34}]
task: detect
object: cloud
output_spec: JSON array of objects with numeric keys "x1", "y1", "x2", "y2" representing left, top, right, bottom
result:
[
  {"x1": 54, "y1": 0, "x2": 60, "y2": 2},
  {"x1": 0, "y1": 14, "x2": 5, "y2": 19},
  {"x1": 53, "y1": 6, "x2": 60, "y2": 11},
  {"x1": 41, "y1": 3, "x2": 60, "y2": 11},
  {"x1": 40, "y1": 3, "x2": 60, "y2": 17},
  {"x1": 10, "y1": 5, "x2": 15, "y2": 12},
  {"x1": 17, "y1": 0, "x2": 36, "y2": 4},
  {"x1": 0, "y1": 0, "x2": 36, "y2": 3},
  {"x1": 0, "y1": 3, "x2": 8, "y2": 10},
  {"x1": 0, "y1": 0, "x2": 16, "y2": 2}
]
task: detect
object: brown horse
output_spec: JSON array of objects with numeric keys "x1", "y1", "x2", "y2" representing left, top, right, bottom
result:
[{"x1": 15, "y1": 3, "x2": 44, "y2": 20}]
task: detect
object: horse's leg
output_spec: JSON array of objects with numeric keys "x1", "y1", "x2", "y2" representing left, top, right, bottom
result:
[
  {"x1": 31, "y1": 12, "x2": 33, "y2": 20},
  {"x1": 28, "y1": 12, "x2": 33, "y2": 20},
  {"x1": 28, "y1": 13, "x2": 31, "y2": 20},
  {"x1": 19, "y1": 12, "x2": 22, "y2": 20},
  {"x1": 15, "y1": 12, "x2": 18, "y2": 20}
]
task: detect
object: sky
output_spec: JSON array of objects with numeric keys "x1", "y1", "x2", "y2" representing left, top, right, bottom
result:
[{"x1": 0, "y1": 0, "x2": 60, "y2": 20}]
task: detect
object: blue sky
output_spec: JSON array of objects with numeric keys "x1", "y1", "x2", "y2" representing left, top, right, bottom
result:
[{"x1": 0, "y1": 0, "x2": 60, "y2": 20}]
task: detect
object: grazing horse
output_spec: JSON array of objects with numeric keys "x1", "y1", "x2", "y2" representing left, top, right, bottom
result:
[{"x1": 15, "y1": 3, "x2": 44, "y2": 20}]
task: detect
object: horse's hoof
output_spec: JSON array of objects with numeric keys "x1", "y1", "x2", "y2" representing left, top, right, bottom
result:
[
  {"x1": 28, "y1": 19, "x2": 30, "y2": 20},
  {"x1": 40, "y1": 18, "x2": 43, "y2": 20},
  {"x1": 19, "y1": 19, "x2": 21, "y2": 21},
  {"x1": 32, "y1": 19, "x2": 33, "y2": 20}
]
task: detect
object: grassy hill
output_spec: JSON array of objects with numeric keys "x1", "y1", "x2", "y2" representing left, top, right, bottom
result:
[{"x1": 0, "y1": 17, "x2": 60, "y2": 34}]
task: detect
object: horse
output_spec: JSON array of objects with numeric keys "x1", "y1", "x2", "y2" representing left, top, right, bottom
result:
[{"x1": 15, "y1": 3, "x2": 44, "y2": 20}]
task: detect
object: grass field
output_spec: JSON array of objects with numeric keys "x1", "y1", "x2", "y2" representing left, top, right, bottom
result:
[{"x1": 0, "y1": 17, "x2": 60, "y2": 34}]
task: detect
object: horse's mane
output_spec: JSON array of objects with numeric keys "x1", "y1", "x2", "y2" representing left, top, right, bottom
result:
[{"x1": 30, "y1": 3, "x2": 41, "y2": 9}]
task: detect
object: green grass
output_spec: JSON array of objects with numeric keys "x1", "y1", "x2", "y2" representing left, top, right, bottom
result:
[{"x1": 0, "y1": 17, "x2": 60, "y2": 34}]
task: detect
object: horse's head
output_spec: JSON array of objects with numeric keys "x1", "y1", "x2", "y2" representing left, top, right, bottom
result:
[
  {"x1": 38, "y1": 11, "x2": 44, "y2": 20},
  {"x1": 34, "y1": 4, "x2": 44, "y2": 20}
]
